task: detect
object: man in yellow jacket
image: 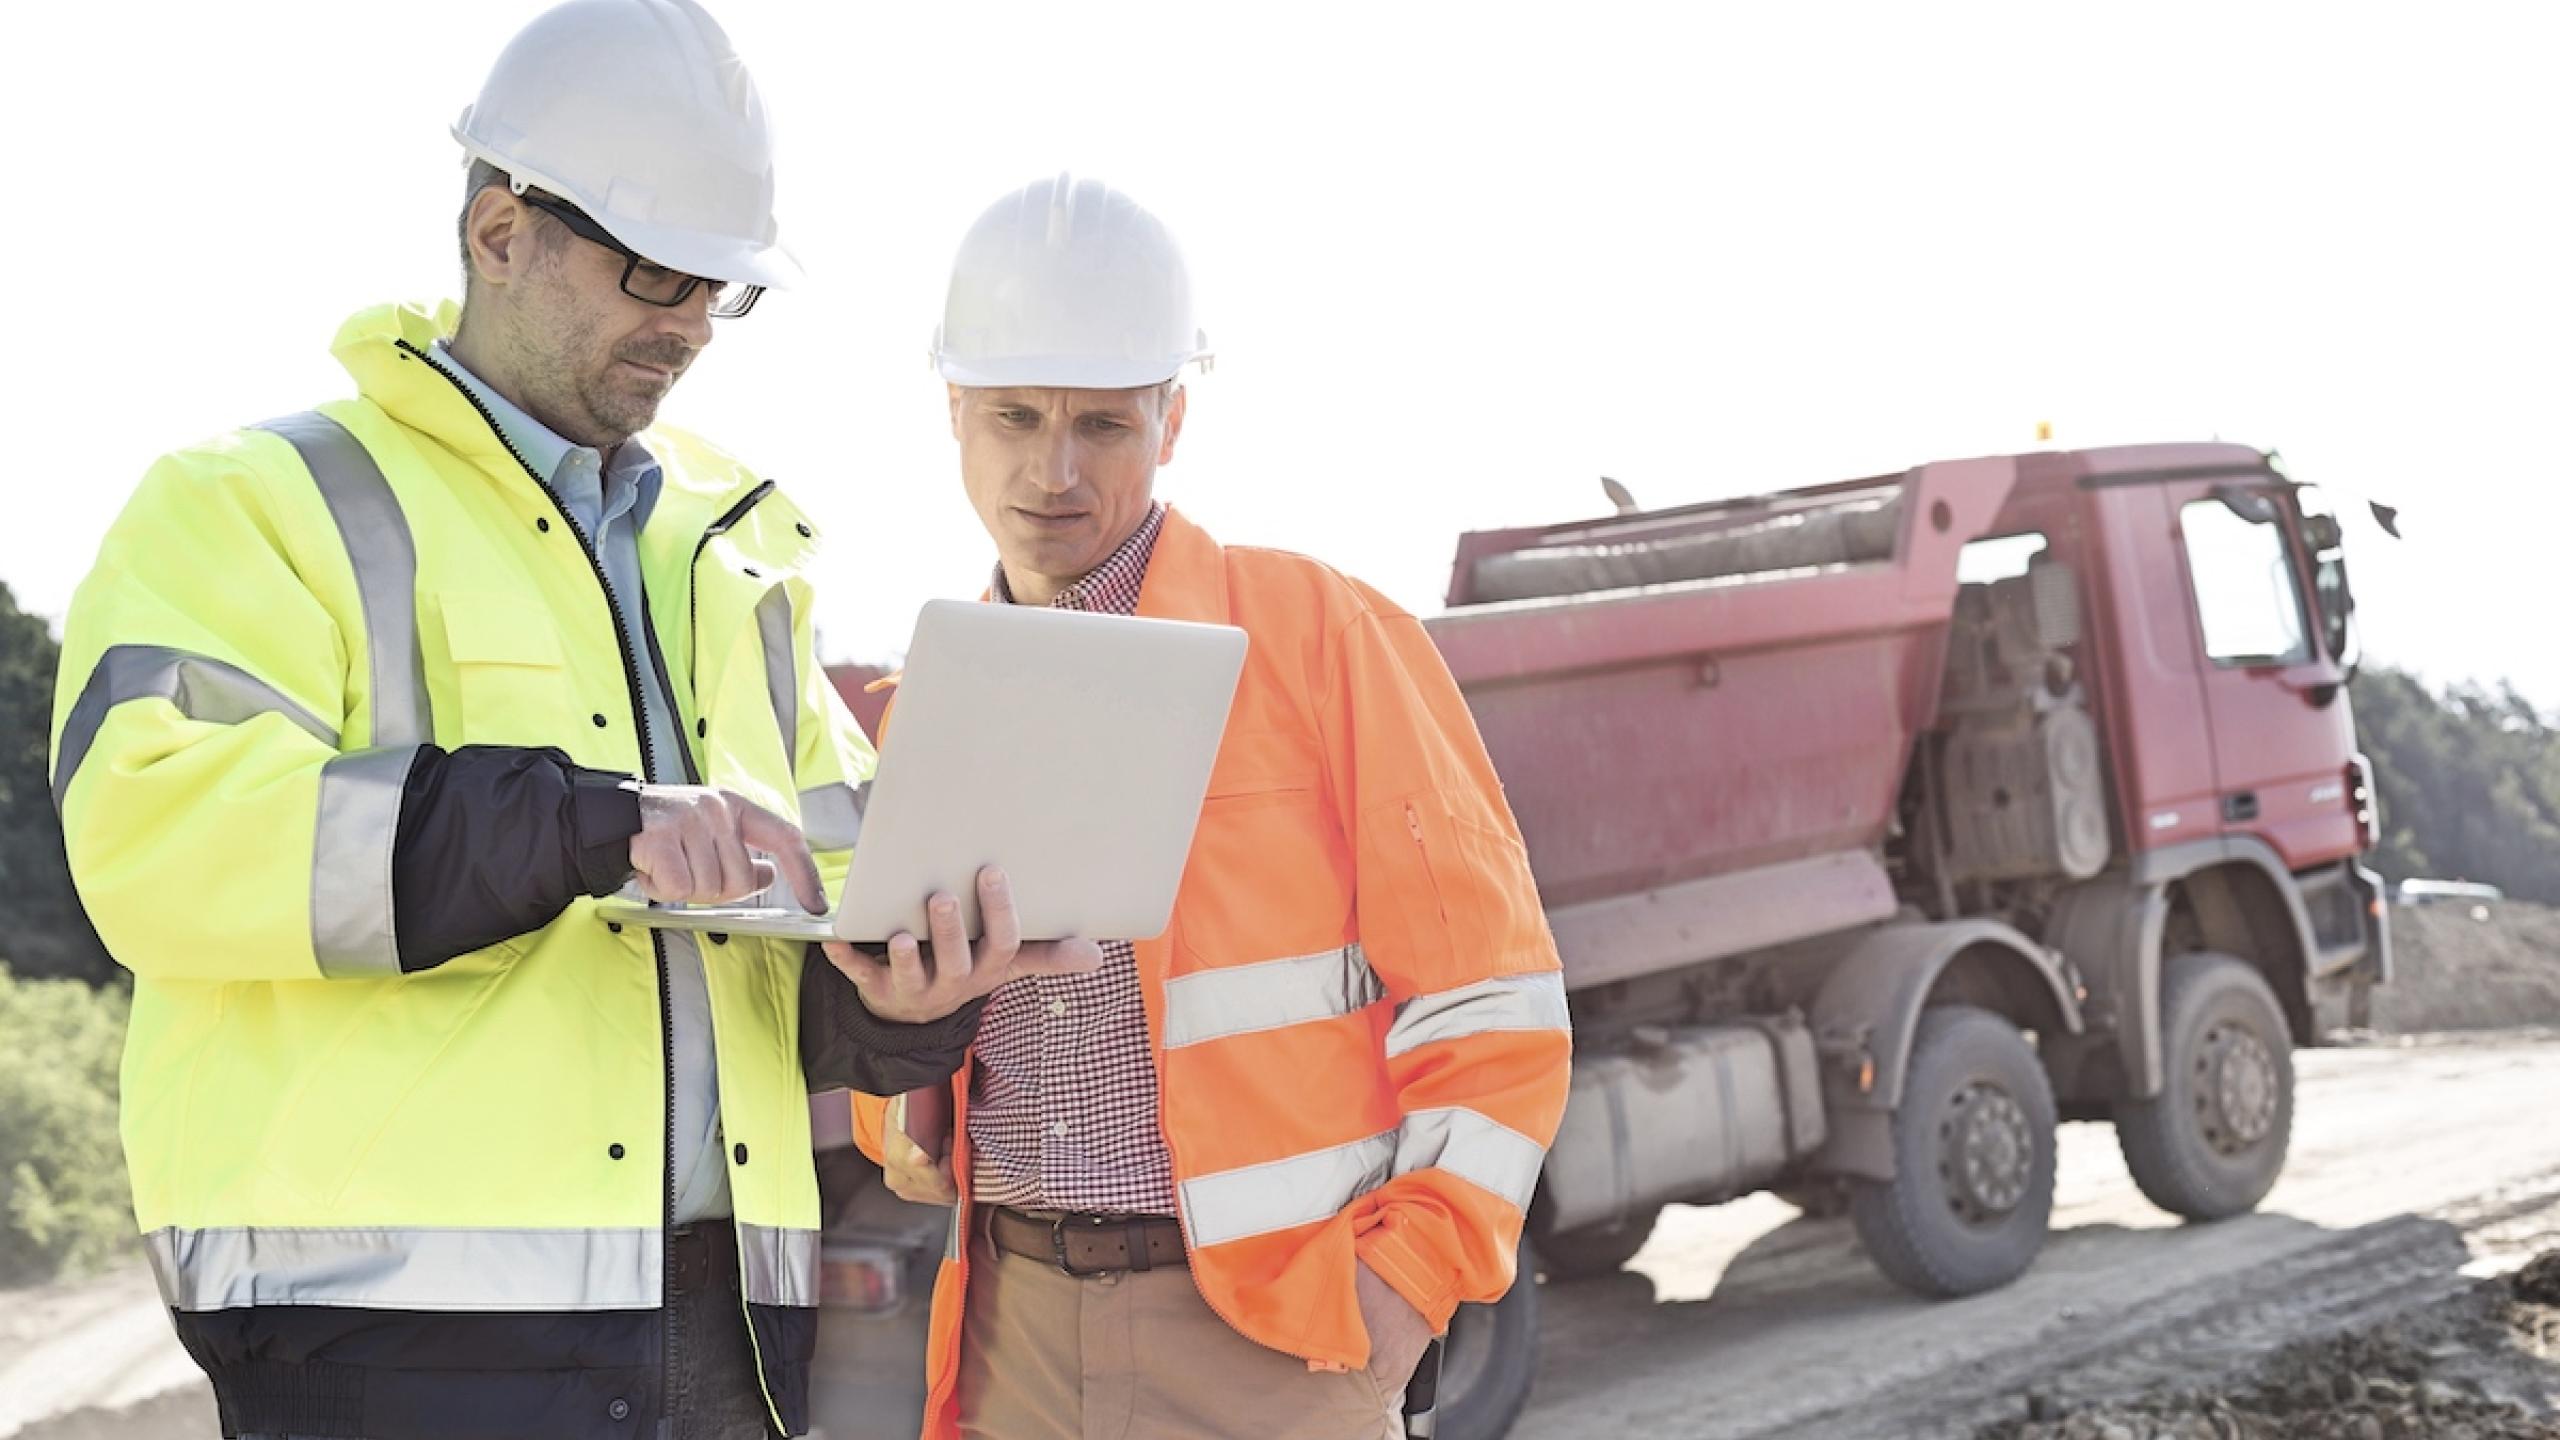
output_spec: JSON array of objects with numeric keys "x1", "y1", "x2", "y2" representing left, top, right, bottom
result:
[
  {"x1": 852, "y1": 176, "x2": 1574, "y2": 1440},
  {"x1": 50, "y1": 6, "x2": 1090, "y2": 1438}
]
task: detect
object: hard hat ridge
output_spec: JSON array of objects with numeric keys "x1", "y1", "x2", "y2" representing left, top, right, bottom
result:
[{"x1": 933, "y1": 174, "x2": 1211, "y2": 391}]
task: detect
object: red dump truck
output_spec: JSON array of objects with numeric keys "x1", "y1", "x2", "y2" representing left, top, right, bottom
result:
[{"x1": 809, "y1": 440, "x2": 2389, "y2": 1440}]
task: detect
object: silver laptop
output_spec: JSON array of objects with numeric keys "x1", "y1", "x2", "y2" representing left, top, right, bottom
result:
[{"x1": 594, "y1": 599, "x2": 1248, "y2": 944}]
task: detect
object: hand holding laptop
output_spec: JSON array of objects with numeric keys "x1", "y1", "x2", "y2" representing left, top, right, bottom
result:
[{"x1": 819, "y1": 866, "x2": 1102, "y2": 1024}]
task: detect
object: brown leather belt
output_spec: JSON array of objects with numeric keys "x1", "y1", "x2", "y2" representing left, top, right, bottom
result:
[{"x1": 985, "y1": 1205, "x2": 1188, "y2": 1276}]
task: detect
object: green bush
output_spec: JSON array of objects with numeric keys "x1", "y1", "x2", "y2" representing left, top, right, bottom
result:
[{"x1": 0, "y1": 961, "x2": 131, "y2": 1285}]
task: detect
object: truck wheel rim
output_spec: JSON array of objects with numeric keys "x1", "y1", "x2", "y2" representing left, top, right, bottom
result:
[
  {"x1": 1942, "y1": 1082, "x2": 2034, "y2": 1221},
  {"x1": 2199, "y1": 1021, "x2": 2279, "y2": 1153}
]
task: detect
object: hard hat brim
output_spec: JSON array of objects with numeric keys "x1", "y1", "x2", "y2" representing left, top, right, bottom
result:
[
  {"x1": 935, "y1": 352, "x2": 1202, "y2": 391},
  {"x1": 602, "y1": 210, "x2": 806, "y2": 291},
  {"x1": 453, "y1": 130, "x2": 805, "y2": 290}
]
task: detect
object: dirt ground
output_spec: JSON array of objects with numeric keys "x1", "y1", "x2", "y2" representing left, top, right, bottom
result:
[
  {"x1": 1978, "y1": 1252, "x2": 2560, "y2": 1440},
  {"x1": 2367, "y1": 901, "x2": 2560, "y2": 1034}
]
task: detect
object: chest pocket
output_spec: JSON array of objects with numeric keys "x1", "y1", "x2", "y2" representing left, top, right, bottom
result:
[
  {"x1": 438, "y1": 591, "x2": 573, "y2": 748},
  {"x1": 1182, "y1": 730, "x2": 1350, "y2": 958}
]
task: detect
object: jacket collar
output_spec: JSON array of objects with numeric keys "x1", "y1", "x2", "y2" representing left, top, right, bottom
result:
[
  {"x1": 331, "y1": 300, "x2": 523, "y2": 473},
  {"x1": 331, "y1": 300, "x2": 754, "y2": 545},
  {"x1": 1134, "y1": 505, "x2": 1231, "y2": 628}
]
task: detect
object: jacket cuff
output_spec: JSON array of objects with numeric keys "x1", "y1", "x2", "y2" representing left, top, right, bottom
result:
[
  {"x1": 824, "y1": 957, "x2": 989, "y2": 1056},
  {"x1": 567, "y1": 769, "x2": 644, "y2": 897},
  {"x1": 1355, "y1": 1214, "x2": 1463, "y2": 1333}
]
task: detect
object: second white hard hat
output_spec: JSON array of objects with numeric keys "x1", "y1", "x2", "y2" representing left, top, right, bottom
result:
[
  {"x1": 452, "y1": 0, "x2": 802, "y2": 289},
  {"x1": 933, "y1": 174, "x2": 1211, "y2": 390}
]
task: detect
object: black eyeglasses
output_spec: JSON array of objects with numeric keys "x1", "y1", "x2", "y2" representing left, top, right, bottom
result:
[{"x1": 520, "y1": 193, "x2": 762, "y2": 318}]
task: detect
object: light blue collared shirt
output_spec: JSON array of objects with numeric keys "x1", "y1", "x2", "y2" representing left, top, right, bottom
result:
[{"x1": 430, "y1": 341, "x2": 730, "y2": 1225}]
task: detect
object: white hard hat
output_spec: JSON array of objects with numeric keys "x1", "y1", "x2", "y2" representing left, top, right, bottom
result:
[
  {"x1": 933, "y1": 174, "x2": 1211, "y2": 389},
  {"x1": 452, "y1": 0, "x2": 802, "y2": 290}
]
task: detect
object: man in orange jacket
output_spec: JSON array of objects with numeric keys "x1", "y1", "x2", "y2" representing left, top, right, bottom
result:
[{"x1": 850, "y1": 174, "x2": 1573, "y2": 1440}]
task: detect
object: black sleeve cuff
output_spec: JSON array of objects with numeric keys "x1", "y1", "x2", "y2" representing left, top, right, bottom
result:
[
  {"x1": 567, "y1": 769, "x2": 644, "y2": 897},
  {"x1": 799, "y1": 944, "x2": 987, "y2": 1094}
]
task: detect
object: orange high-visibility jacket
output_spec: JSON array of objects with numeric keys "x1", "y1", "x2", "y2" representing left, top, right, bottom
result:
[{"x1": 852, "y1": 507, "x2": 1572, "y2": 1434}]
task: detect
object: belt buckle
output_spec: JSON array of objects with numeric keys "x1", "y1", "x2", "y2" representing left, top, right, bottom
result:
[
  {"x1": 1051, "y1": 1213, "x2": 1099, "y2": 1277},
  {"x1": 1049, "y1": 1213, "x2": 1162, "y2": 1277}
]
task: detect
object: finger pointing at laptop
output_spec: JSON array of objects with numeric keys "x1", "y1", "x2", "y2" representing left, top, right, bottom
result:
[
  {"x1": 629, "y1": 787, "x2": 1102, "y2": 1025},
  {"x1": 630, "y1": 784, "x2": 828, "y2": 910}
]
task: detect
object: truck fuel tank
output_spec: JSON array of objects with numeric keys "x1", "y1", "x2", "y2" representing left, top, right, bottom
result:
[{"x1": 1540, "y1": 1016, "x2": 1828, "y2": 1235}]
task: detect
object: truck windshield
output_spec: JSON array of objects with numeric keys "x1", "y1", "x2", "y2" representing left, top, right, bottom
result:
[{"x1": 2180, "y1": 496, "x2": 2311, "y2": 667}]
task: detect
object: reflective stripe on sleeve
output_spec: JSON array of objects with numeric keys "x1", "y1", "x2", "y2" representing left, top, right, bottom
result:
[
  {"x1": 51, "y1": 645, "x2": 339, "y2": 811},
  {"x1": 1383, "y1": 972, "x2": 1570, "y2": 1060},
  {"x1": 1180, "y1": 1106, "x2": 1548, "y2": 1248},
  {"x1": 1393, "y1": 1106, "x2": 1545, "y2": 1212},
  {"x1": 310, "y1": 745, "x2": 421, "y2": 978},
  {"x1": 1179, "y1": 1130, "x2": 1397, "y2": 1248}
]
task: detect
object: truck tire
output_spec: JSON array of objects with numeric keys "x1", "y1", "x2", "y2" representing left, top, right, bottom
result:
[
  {"x1": 1849, "y1": 1005, "x2": 2058, "y2": 1298},
  {"x1": 1433, "y1": 1235, "x2": 1540, "y2": 1440},
  {"x1": 1529, "y1": 1206, "x2": 1660, "y2": 1281},
  {"x1": 2113, "y1": 951, "x2": 2294, "y2": 1221}
]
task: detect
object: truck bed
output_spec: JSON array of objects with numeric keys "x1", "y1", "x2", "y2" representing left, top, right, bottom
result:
[{"x1": 1425, "y1": 457, "x2": 2026, "y2": 989}]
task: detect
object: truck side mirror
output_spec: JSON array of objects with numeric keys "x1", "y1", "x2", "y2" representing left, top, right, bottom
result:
[{"x1": 2211, "y1": 484, "x2": 2282, "y2": 525}]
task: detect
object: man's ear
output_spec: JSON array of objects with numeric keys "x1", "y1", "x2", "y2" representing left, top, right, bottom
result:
[
  {"x1": 464, "y1": 187, "x2": 535, "y2": 291},
  {"x1": 1156, "y1": 384, "x2": 1188, "y2": 466}
]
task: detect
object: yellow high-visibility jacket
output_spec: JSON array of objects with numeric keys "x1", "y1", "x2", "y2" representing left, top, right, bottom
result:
[{"x1": 51, "y1": 299, "x2": 949, "y2": 1439}]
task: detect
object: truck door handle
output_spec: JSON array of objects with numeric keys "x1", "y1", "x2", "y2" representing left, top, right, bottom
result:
[{"x1": 2223, "y1": 791, "x2": 2260, "y2": 823}]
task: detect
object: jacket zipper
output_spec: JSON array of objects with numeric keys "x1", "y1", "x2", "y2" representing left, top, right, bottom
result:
[{"x1": 401, "y1": 336, "x2": 686, "y2": 1411}]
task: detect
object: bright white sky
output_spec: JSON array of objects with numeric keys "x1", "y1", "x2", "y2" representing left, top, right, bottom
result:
[{"x1": 5, "y1": 2, "x2": 2555, "y2": 704}]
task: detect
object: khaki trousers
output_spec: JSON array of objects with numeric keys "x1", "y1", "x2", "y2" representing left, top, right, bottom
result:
[{"x1": 956, "y1": 1214, "x2": 1404, "y2": 1440}]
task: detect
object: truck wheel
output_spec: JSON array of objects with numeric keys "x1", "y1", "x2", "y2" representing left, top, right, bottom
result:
[
  {"x1": 1433, "y1": 1235, "x2": 1540, "y2": 1440},
  {"x1": 1850, "y1": 1005, "x2": 2058, "y2": 1298},
  {"x1": 2114, "y1": 951, "x2": 2294, "y2": 1221},
  {"x1": 1530, "y1": 1206, "x2": 1660, "y2": 1281}
]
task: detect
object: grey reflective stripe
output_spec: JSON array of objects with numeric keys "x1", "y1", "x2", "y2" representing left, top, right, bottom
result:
[
  {"x1": 1179, "y1": 1108, "x2": 1548, "y2": 1249},
  {"x1": 310, "y1": 745, "x2": 419, "y2": 978},
  {"x1": 799, "y1": 781, "x2": 866, "y2": 853},
  {"x1": 1384, "y1": 972, "x2": 1571, "y2": 1060},
  {"x1": 1180, "y1": 1129, "x2": 1396, "y2": 1248},
  {"x1": 51, "y1": 644, "x2": 339, "y2": 811},
  {"x1": 1161, "y1": 945, "x2": 1383, "y2": 1051},
  {"x1": 256, "y1": 412, "x2": 431, "y2": 747},
  {"x1": 757, "y1": 587, "x2": 798, "y2": 771},
  {"x1": 1394, "y1": 1106, "x2": 1545, "y2": 1212},
  {"x1": 142, "y1": 1224, "x2": 659, "y2": 1312},
  {"x1": 737, "y1": 1222, "x2": 820, "y2": 1308}
]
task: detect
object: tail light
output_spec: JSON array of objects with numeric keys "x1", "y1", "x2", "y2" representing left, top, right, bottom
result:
[
  {"x1": 2346, "y1": 755, "x2": 2377, "y2": 852},
  {"x1": 819, "y1": 1242, "x2": 906, "y2": 1313}
]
